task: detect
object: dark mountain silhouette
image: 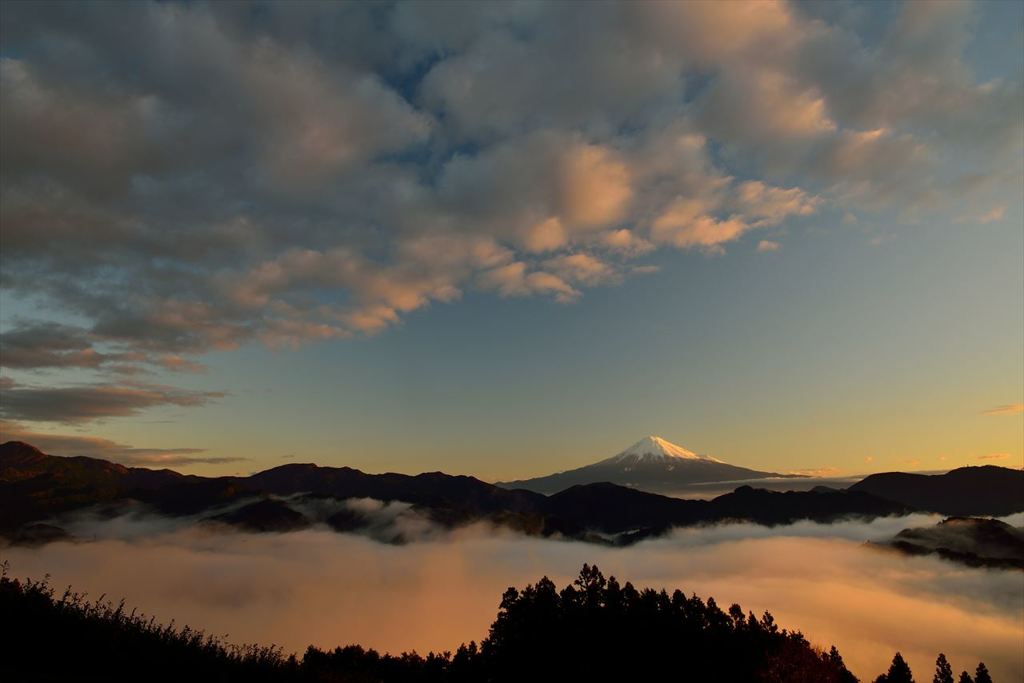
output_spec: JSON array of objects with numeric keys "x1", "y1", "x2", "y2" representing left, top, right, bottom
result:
[
  {"x1": 4, "y1": 441, "x2": 1020, "y2": 547},
  {"x1": 498, "y1": 435, "x2": 796, "y2": 494},
  {"x1": 0, "y1": 441, "x2": 191, "y2": 529},
  {"x1": 873, "y1": 517, "x2": 1024, "y2": 570},
  {"x1": 705, "y1": 485, "x2": 913, "y2": 525},
  {"x1": 246, "y1": 463, "x2": 548, "y2": 522},
  {"x1": 849, "y1": 466, "x2": 1024, "y2": 516},
  {"x1": 541, "y1": 482, "x2": 913, "y2": 536}
]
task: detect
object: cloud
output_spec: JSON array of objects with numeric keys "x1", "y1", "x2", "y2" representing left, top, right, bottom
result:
[
  {"x1": 0, "y1": 322, "x2": 146, "y2": 371},
  {"x1": 960, "y1": 205, "x2": 1006, "y2": 224},
  {"x1": 0, "y1": 380, "x2": 222, "y2": 423},
  {"x1": 1, "y1": 514, "x2": 1021, "y2": 682},
  {"x1": 599, "y1": 229, "x2": 654, "y2": 256},
  {"x1": 477, "y1": 262, "x2": 580, "y2": 304},
  {"x1": 0, "y1": 0, "x2": 1018, "y2": 371},
  {"x1": 757, "y1": 240, "x2": 781, "y2": 253},
  {"x1": 521, "y1": 217, "x2": 568, "y2": 254},
  {"x1": 0, "y1": 420, "x2": 240, "y2": 466},
  {"x1": 555, "y1": 143, "x2": 633, "y2": 228},
  {"x1": 977, "y1": 453, "x2": 1012, "y2": 462},
  {"x1": 0, "y1": 322, "x2": 209, "y2": 374},
  {"x1": 154, "y1": 355, "x2": 207, "y2": 373},
  {"x1": 651, "y1": 197, "x2": 751, "y2": 251},
  {"x1": 733, "y1": 181, "x2": 820, "y2": 226},
  {"x1": 982, "y1": 403, "x2": 1024, "y2": 416},
  {"x1": 543, "y1": 253, "x2": 620, "y2": 287},
  {"x1": 0, "y1": 322, "x2": 109, "y2": 369},
  {"x1": 788, "y1": 467, "x2": 841, "y2": 477}
]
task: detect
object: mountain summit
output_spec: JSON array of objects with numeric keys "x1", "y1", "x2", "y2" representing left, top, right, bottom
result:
[
  {"x1": 497, "y1": 436, "x2": 791, "y2": 495},
  {"x1": 603, "y1": 436, "x2": 723, "y2": 465}
]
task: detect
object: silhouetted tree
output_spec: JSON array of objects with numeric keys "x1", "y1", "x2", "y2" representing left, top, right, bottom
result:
[
  {"x1": 826, "y1": 646, "x2": 858, "y2": 683},
  {"x1": 959, "y1": 672, "x2": 974, "y2": 683},
  {"x1": 934, "y1": 654, "x2": 955, "y2": 683},
  {"x1": 882, "y1": 652, "x2": 915, "y2": 683},
  {"x1": 974, "y1": 662, "x2": 992, "y2": 683}
]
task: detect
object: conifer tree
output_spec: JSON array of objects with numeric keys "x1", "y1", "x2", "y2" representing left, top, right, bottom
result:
[
  {"x1": 885, "y1": 652, "x2": 916, "y2": 683},
  {"x1": 933, "y1": 654, "x2": 954, "y2": 683}
]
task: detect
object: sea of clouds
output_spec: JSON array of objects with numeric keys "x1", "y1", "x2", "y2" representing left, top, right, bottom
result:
[{"x1": 3, "y1": 511, "x2": 1022, "y2": 682}]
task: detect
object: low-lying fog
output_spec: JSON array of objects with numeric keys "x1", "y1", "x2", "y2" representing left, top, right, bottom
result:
[{"x1": 3, "y1": 509, "x2": 1022, "y2": 682}]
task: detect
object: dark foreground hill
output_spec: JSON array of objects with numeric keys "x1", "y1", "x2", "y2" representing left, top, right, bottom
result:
[
  {"x1": 0, "y1": 441, "x2": 918, "y2": 544},
  {"x1": 0, "y1": 563, "x2": 994, "y2": 683},
  {"x1": 0, "y1": 563, "x2": 850, "y2": 683},
  {"x1": 848, "y1": 466, "x2": 1024, "y2": 516}
]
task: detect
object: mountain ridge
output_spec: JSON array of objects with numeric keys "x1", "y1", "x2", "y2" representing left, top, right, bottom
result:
[
  {"x1": 3, "y1": 441, "x2": 1022, "y2": 547},
  {"x1": 849, "y1": 465, "x2": 1024, "y2": 516}
]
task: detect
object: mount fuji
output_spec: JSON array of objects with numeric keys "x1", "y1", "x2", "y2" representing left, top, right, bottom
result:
[{"x1": 497, "y1": 436, "x2": 795, "y2": 495}]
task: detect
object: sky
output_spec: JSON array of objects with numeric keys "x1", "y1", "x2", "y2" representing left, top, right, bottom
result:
[{"x1": 0, "y1": 0, "x2": 1021, "y2": 480}]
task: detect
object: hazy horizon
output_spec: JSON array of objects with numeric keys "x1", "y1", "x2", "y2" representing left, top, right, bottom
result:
[{"x1": 0, "y1": 433, "x2": 975, "y2": 486}]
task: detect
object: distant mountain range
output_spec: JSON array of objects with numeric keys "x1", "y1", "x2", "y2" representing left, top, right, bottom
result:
[
  {"x1": 497, "y1": 436, "x2": 797, "y2": 494},
  {"x1": 2, "y1": 440, "x2": 1022, "y2": 547}
]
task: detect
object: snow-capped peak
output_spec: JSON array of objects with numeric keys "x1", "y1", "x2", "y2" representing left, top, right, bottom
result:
[{"x1": 603, "y1": 436, "x2": 723, "y2": 464}]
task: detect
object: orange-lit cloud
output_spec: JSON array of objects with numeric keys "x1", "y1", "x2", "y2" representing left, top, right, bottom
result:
[
  {"x1": 789, "y1": 467, "x2": 841, "y2": 477},
  {"x1": 557, "y1": 143, "x2": 633, "y2": 229},
  {"x1": 543, "y1": 253, "x2": 620, "y2": 287},
  {"x1": 477, "y1": 262, "x2": 579, "y2": 304},
  {"x1": 982, "y1": 404, "x2": 1024, "y2": 416}
]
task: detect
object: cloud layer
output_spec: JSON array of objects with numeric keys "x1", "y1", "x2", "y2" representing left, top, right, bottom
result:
[
  {"x1": 0, "y1": 420, "x2": 242, "y2": 466},
  {"x1": 2, "y1": 514, "x2": 1021, "y2": 681},
  {"x1": 1, "y1": 1, "x2": 1020, "y2": 421},
  {"x1": 0, "y1": 379, "x2": 222, "y2": 423}
]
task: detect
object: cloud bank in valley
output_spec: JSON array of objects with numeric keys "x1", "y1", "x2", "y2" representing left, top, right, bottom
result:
[{"x1": 3, "y1": 514, "x2": 1021, "y2": 682}]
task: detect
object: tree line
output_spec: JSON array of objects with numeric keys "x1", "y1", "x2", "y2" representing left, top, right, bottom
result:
[{"x1": 0, "y1": 561, "x2": 995, "y2": 682}]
